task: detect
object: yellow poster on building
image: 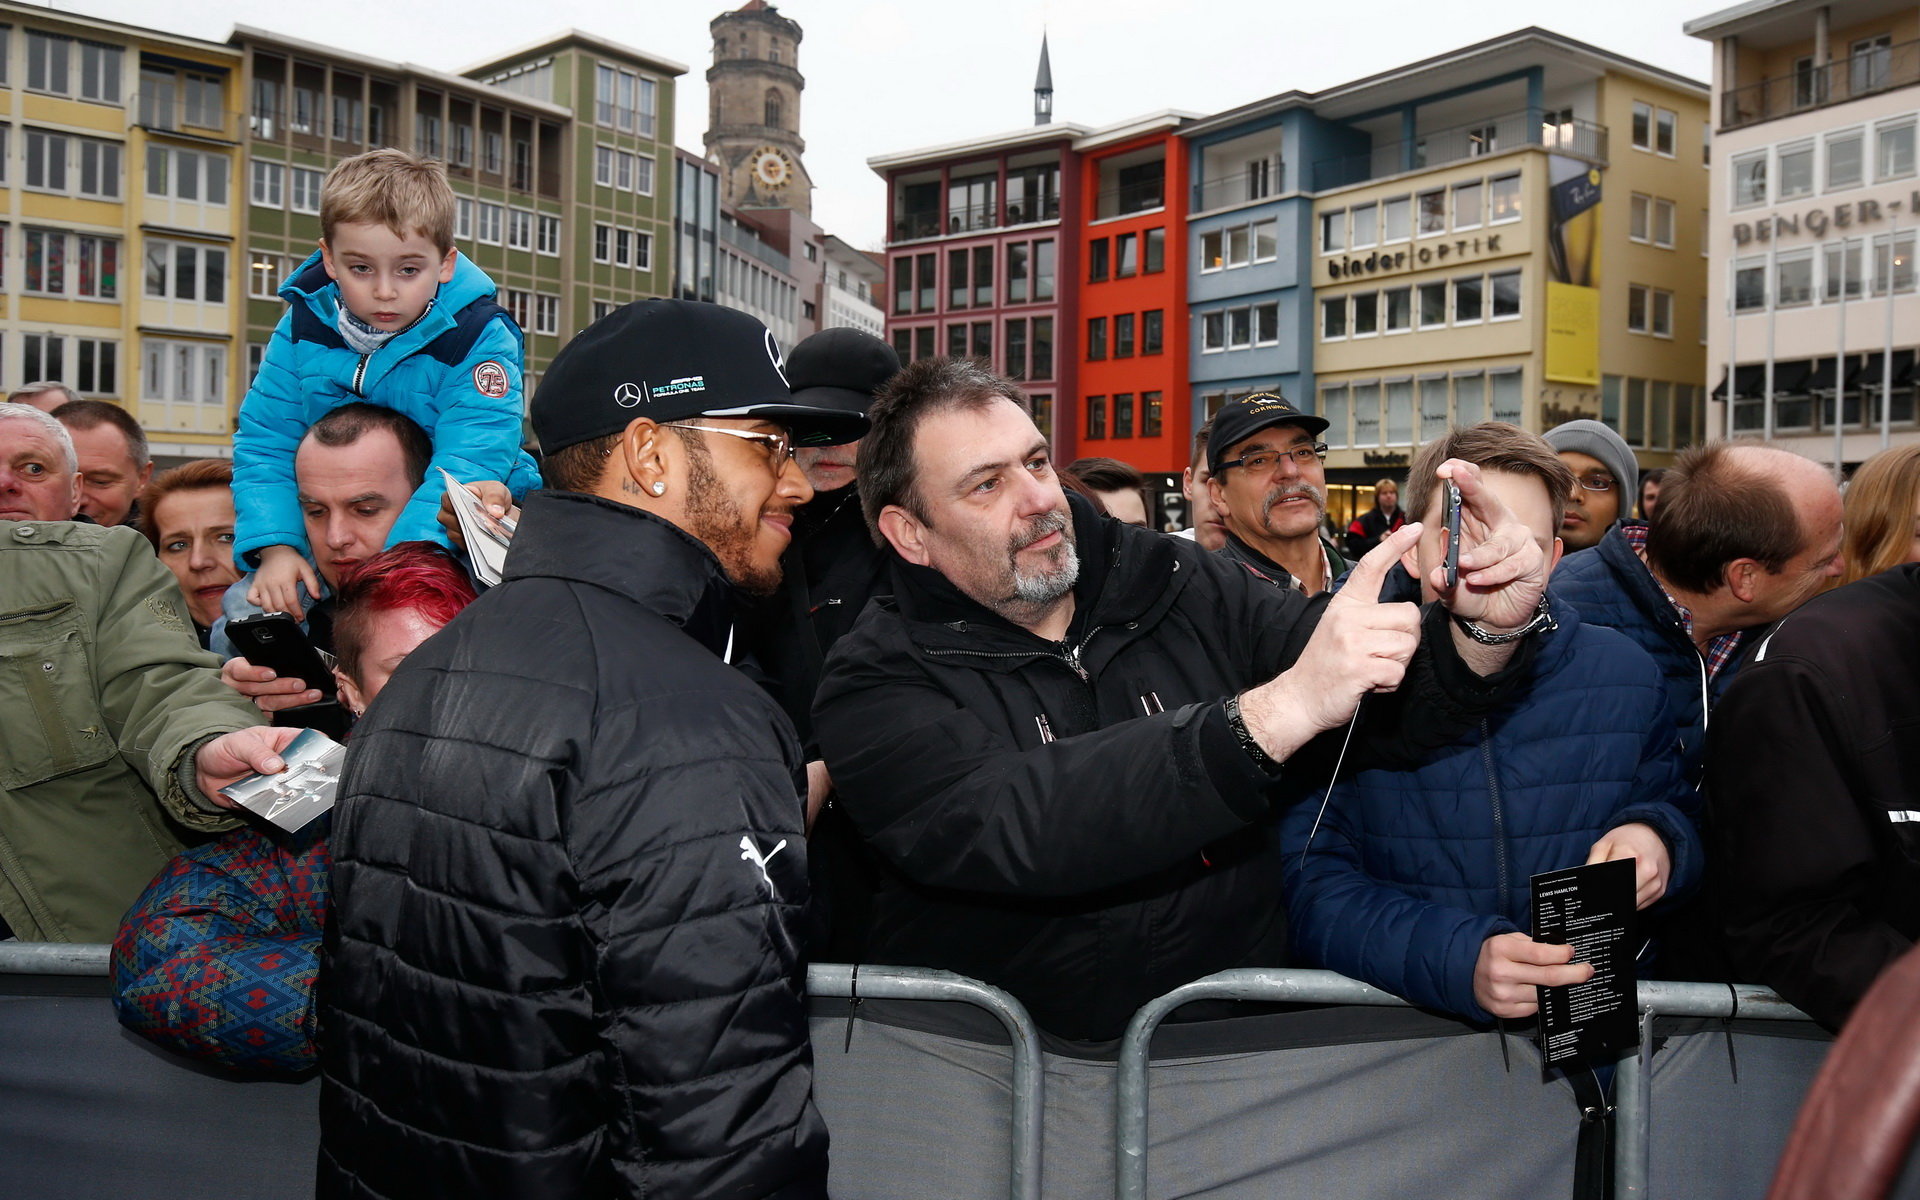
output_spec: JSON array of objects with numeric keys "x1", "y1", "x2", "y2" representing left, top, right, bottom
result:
[{"x1": 1545, "y1": 281, "x2": 1600, "y2": 386}]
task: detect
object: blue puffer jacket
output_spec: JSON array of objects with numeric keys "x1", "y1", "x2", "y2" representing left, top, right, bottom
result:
[
  {"x1": 1552, "y1": 523, "x2": 1737, "y2": 783},
  {"x1": 1279, "y1": 593, "x2": 1702, "y2": 1024},
  {"x1": 232, "y1": 251, "x2": 540, "y2": 566}
]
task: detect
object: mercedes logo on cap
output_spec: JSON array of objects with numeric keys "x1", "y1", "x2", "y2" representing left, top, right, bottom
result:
[
  {"x1": 613, "y1": 382, "x2": 645, "y2": 408},
  {"x1": 764, "y1": 330, "x2": 790, "y2": 388}
]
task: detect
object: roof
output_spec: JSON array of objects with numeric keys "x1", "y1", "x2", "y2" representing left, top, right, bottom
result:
[
  {"x1": 868, "y1": 122, "x2": 1092, "y2": 174},
  {"x1": 233, "y1": 25, "x2": 576, "y2": 117},
  {"x1": 1036, "y1": 33, "x2": 1053, "y2": 91},
  {"x1": 0, "y1": 0, "x2": 239, "y2": 59},
  {"x1": 458, "y1": 28, "x2": 688, "y2": 79},
  {"x1": 1073, "y1": 109, "x2": 1203, "y2": 151},
  {"x1": 1684, "y1": 0, "x2": 1914, "y2": 42}
]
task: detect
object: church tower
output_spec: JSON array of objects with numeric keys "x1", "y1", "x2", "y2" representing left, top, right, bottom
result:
[{"x1": 703, "y1": 0, "x2": 812, "y2": 216}]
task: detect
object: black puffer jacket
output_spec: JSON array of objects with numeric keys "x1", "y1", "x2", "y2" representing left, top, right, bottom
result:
[
  {"x1": 318, "y1": 491, "x2": 827, "y2": 1199},
  {"x1": 813, "y1": 493, "x2": 1527, "y2": 1042}
]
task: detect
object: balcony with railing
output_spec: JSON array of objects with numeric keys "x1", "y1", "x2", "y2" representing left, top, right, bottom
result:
[
  {"x1": 1093, "y1": 177, "x2": 1165, "y2": 222},
  {"x1": 1192, "y1": 155, "x2": 1287, "y2": 212},
  {"x1": 1311, "y1": 109, "x2": 1608, "y2": 192},
  {"x1": 889, "y1": 195, "x2": 1062, "y2": 243},
  {"x1": 133, "y1": 90, "x2": 242, "y2": 143},
  {"x1": 1721, "y1": 38, "x2": 1920, "y2": 130},
  {"x1": 720, "y1": 218, "x2": 791, "y2": 274}
]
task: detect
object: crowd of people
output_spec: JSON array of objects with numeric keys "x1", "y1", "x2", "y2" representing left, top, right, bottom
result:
[{"x1": 2, "y1": 144, "x2": 1919, "y2": 1198}]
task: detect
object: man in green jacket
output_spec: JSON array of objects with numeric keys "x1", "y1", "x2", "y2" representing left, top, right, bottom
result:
[{"x1": 0, "y1": 514, "x2": 296, "y2": 942}]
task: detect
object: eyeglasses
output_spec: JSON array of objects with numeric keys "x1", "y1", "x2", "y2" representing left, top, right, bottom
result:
[
  {"x1": 1218, "y1": 443, "x2": 1329, "y2": 474},
  {"x1": 665, "y1": 423, "x2": 794, "y2": 468},
  {"x1": 1574, "y1": 472, "x2": 1617, "y2": 493}
]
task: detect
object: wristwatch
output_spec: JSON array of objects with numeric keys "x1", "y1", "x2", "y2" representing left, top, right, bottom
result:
[
  {"x1": 1224, "y1": 694, "x2": 1282, "y2": 773},
  {"x1": 1452, "y1": 597, "x2": 1556, "y2": 645}
]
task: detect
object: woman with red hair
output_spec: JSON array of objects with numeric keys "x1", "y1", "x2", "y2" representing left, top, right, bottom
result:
[{"x1": 110, "y1": 543, "x2": 477, "y2": 1073}]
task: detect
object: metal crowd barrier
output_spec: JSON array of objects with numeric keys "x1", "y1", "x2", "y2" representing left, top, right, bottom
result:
[
  {"x1": 1, "y1": 945, "x2": 1813, "y2": 1200},
  {"x1": 807, "y1": 963, "x2": 1043, "y2": 1200},
  {"x1": 1112, "y1": 968, "x2": 1813, "y2": 1200}
]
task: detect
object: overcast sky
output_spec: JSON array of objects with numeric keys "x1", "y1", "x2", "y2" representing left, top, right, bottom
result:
[{"x1": 52, "y1": 0, "x2": 1718, "y2": 250}]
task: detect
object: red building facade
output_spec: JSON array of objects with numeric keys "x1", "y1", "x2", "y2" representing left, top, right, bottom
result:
[
  {"x1": 1072, "y1": 115, "x2": 1192, "y2": 471},
  {"x1": 871, "y1": 125, "x2": 1086, "y2": 446}
]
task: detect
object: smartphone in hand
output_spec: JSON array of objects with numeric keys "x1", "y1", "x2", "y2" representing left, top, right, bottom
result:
[
  {"x1": 1443, "y1": 481, "x2": 1463, "y2": 589},
  {"x1": 225, "y1": 613, "x2": 355, "y2": 739}
]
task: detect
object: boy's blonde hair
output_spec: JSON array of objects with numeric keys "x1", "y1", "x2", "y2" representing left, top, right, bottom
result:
[{"x1": 320, "y1": 149, "x2": 456, "y2": 252}]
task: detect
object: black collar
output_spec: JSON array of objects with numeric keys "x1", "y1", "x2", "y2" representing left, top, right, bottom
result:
[{"x1": 502, "y1": 490, "x2": 739, "y2": 656}]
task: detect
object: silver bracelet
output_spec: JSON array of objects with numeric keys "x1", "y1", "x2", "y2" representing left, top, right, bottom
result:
[{"x1": 1451, "y1": 597, "x2": 1556, "y2": 645}]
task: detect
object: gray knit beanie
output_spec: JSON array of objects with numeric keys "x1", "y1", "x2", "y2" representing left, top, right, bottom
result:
[{"x1": 1543, "y1": 419, "x2": 1639, "y2": 510}]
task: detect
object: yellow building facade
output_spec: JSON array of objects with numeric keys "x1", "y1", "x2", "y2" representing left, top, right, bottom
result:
[
  {"x1": 1307, "y1": 35, "x2": 1712, "y2": 499},
  {"x1": 0, "y1": 1, "x2": 243, "y2": 460}
]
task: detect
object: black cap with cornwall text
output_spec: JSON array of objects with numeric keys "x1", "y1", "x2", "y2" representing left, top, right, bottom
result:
[{"x1": 531, "y1": 299, "x2": 870, "y2": 455}]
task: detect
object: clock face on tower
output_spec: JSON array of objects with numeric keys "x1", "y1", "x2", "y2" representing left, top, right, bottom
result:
[{"x1": 751, "y1": 146, "x2": 795, "y2": 189}]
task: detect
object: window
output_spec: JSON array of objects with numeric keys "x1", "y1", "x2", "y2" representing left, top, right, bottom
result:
[
  {"x1": 1467, "y1": 124, "x2": 1498, "y2": 157},
  {"x1": 1203, "y1": 310, "x2": 1226, "y2": 352},
  {"x1": 483, "y1": 131, "x2": 503, "y2": 174},
  {"x1": 1385, "y1": 379, "x2": 1413, "y2": 444},
  {"x1": 614, "y1": 229, "x2": 634, "y2": 268},
  {"x1": 1089, "y1": 237, "x2": 1110, "y2": 281},
  {"x1": 456, "y1": 198, "x2": 474, "y2": 241},
  {"x1": 146, "y1": 145, "x2": 229, "y2": 205},
  {"x1": 1352, "y1": 291, "x2": 1379, "y2": 336},
  {"x1": 26, "y1": 32, "x2": 70, "y2": 96},
  {"x1": 141, "y1": 338, "x2": 225, "y2": 415},
  {"x1": 1827, "y1": 129, "x2": 1865, "y2": 190},
  {"x1": 251, "y1": 160, "x2": 284, "y2": 207},
  {"x1": 1878, "y1": 120, "x2": 1916, "y2": 181},
  {"x1": 947, "y1": 248, "x2": 969, "y2": 309},
  {"x1": 1321, "y1": 296, "x2": 1347, "y2": 341},
  {"x1": 507, "y1": 209, "x2": 533, "y2": 251},
  {"x1": 1628, "y1": 284, "x2": 1649, "y2": 332},
  {"x1": 1632, "y1": 101, "x2": 1652, "y2": 147},
  {"x1": 144, "y1": 239, "x2": 227, "y2": 304},
  {"x1": 1145, "y1": 227, "x2": 1166, "y2": 273},
  {"x1": 1350, "y1": 202, "x2": 1378, "y2": 248},
  {"x1": 289, "y1": 166, "x2": 322, "y2": 214},
  {"x1": 74, "y1": 137, "x2": 121, "y2": 200},
  {"x1": 1382, "y1": 195, "x2": 1411, "y2": 242},
  {"x1": 534, "y1": 294, "x2": 559, "y2": 336},
  {"x1": 1006, "y1": 242, "x2": 1030, "y2": 304},
  {"x1": 1489, "y1": 270, "x2": 1522, "y2": 319},
  {"x1": 1030, "y1": 317, "x2": 1053, "y2": 380},
  {"x1": 1116, "y1": 231, "x2": 1138, "y2": 277},
  {"x1": 1142, "y1": 391, "x2": 1163, "y2": 439},
  {"x1": 1488, "y1": 173, "x2": 1521, "y2": 223},
  {"x1": 1490, "y1": 370, "x2": 1524, "y2": 425},
  {"x1": 1871, "y1": 231, "x2": 1917, "y2": 296},
  {"x1": 451, "y1": 124, "x2": 472, "y2": 167},
  {"x1": 1733, "y1": 258, "x2": 1767, "y2": 311},
  {"x1": 1254, "y1": 302, "x2": 1279, "y2": 346},
  {"x1": 595, "y1": 63, "x2": 657, "y2": 135},
  {"x1": 1113, "y1": 312, "x2": 1135, "y2": 358},
  {"x1": 249, "y1": 251, "x2": 286, "y2": 298},
  {"x1": 971, "y1": 244, "x2": 992, "y2": 306},
  {"x1": 416, "y1": 112, "x2": 441, "y2": 158},
  {"x1": 594, "y1": 145, "x2": 614, "y2": 187},
  {"x1": 1776, "y1": 250, "x2": 1814, "y2": 307},
  {"x1": 1418, "y1": 281, "x2": 1447, "y2": 328},
  {"x1": 1630, "y1": 193, "x2": 1651, "y2": 242},
  {"x1": 1085, "y1": 395, "x2": 1106, "y2": 440},
  {"x1": 475, "y1": 202, "x2": 503, "y2": 245},
  {"x1": 1321, "y1": 210, "x2": 1346, "y2": 253},
  {"x1": 1321, "y1": 385, "x2": 1350, "y2": 449},
  {"x1": 26, "y1": 229, "x2": 119, "y2": 299},
  {"x1": 1417, "y1": 189, "x2": 1445, "y2": 235},
  {"x1": 1110, "y1": 393, "x2": 1134, "y2": 439},
  {"x1": 25, "y1": 130, "x2": 65, "y2": 192},
  {"x1": 1454, "y1": 275, "x2": 1484, "y2": 323},
  {"x1": 499, "y1": 288, "x2": 532, "y2": 330},
  {"x1": 593, "y1": 224, "x2": 611, "y2": 264},
  {"x1": 1628, "y1": 285, "x2": 1672, "y2": 336},
  {"x1": 1252, "y1": 220, "x2": 1277, "y2": 263},
  {"x1": 916, "y1": 253, "x2": 935, "y2": 311},
  {"x1": 1455, "y1": 373, "x2": 1486, "y2": 426},
  {"x1": 1142, "y1": 308, "x2": 1164, "y2": 355},
  {"x1": 1453, "y1": 181, "x2": 1482, "y2": 230},
  {"x1": 1086, "y1": 316, "x2": 1107, "y2": 361},
  {"x1": 1352, "y1": 381, "x2": 1382, "y2": 446},
  {"x1": 537, "y1": 214, "x2": 560, "y2": 256},
  {"x1": 1418, "y1": 376, "x2": 1450, "y2": 441},
  {"x1": 1827, "y1": 240, "x2": 1858, "y2": 301},
  {"x1": 26, "y1": 334, "x2": 115, "y2": 395},
  {"x1": 1652, "y1": 198, "x2": 1675, "y2": 249},
  {"x1": 1034, "y1": 241, "x2": 1056, "y2": 301},
  {"x1": 1383, "y1": 286, "x2": 1412, "y2": 333},
  {"x1": 1851, "y1": 35, "x2": 1893, "y2": 95},
  {"x1": 1655, "y1": 109, "x2": 1676, "y2": 157},
  {"x1": 1777, "y1": 141, "x2": 1814, "y2": 199},
  {"x1": 1226, "y1": 225, "x2": 1251, "y2": 268},
  {"x1": 1006, "y1": 319, "x2": 1030, "y2": 379},
  {"x1": 1732, "y1": 151, "x2": 1767, "y2": 207}
]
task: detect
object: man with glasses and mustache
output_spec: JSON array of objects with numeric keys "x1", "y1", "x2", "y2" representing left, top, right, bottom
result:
[
  {"x1": 812, "y1": 358, "x2": 1557, "y2": 1044},
  {"x1": 1206, "y1": 393, "x2": 1350, "y2": 595},
  {"x1": 318, "y1": 301, "x2": 863, "y2": 1200}
]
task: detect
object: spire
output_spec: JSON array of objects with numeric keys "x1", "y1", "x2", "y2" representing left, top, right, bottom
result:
[{"x1": 1034, "y1": 33, "x2": 1053, "y2": 126}]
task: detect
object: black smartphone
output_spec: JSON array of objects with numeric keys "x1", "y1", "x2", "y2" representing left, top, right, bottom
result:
[
  {"x1": 1443, "y1": 481, "x2": 1463, "y2": 589},
  {"x1": 226, "y1": 612, "x2": 335, "y2": 695}
]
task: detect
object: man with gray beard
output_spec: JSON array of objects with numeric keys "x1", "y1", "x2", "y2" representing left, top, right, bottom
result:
[
  {"x1": 813, "y1": 358, "x2": 1557, "y2": 1042},
  {"x1": 1206, "y1": 393, "x2": 1349, "y2": 595}
]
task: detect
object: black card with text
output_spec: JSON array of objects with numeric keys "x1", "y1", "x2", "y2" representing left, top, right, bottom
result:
[{"x1": 1530, "y1": 858, "x2": 1637, "y2": 1067}]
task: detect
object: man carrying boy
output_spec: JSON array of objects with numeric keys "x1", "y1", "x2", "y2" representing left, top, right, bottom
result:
[
  {"x1": 233, "y1": 148, "x2": 537, "y2": 621},
  {"x1": 1280, "y1": 423, "x2": 1702, "y2": 1024}
]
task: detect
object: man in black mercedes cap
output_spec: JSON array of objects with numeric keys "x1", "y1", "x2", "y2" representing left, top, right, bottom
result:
[
  {"x1": 317, "y1": 300, "x2": 860, "y2": 1200},
  {"x1": 1206, "y1": 392, "x2": 1350, "y2": 595}
]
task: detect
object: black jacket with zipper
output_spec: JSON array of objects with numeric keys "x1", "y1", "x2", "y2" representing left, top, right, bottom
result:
[
  {"x1": 317, "y1": 491, "x2": 827, "y2": 1200},
  {"x1": 812, "y1": 493, "x2": 1530, "y2": 1042}
]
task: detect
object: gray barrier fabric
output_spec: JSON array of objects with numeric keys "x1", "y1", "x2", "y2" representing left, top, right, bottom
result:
[
  {"x1": 1, "y1": 987, "x2": 1826, "y2": 1200},
  {"x1": 1, "y1": 993, "x2": 319, "y2": 1200}
]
